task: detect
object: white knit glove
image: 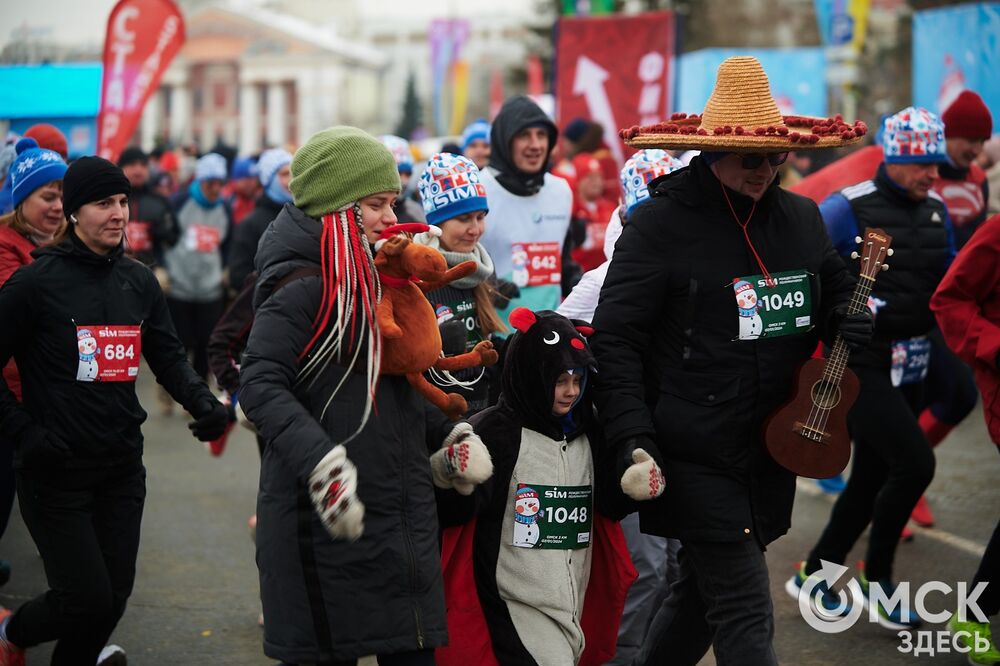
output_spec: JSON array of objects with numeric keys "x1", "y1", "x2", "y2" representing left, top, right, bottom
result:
[
  {"x1": 620, "y1": 448, "x2": 665, "y2": 501},
  {"x1": 307, "y1": 445, "x2": 365, "y2": 541},
  {"x1": 430, "y1": 422, "x2": 494, "y2": 495}
]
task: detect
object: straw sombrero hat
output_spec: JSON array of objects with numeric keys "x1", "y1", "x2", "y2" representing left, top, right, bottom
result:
[{"x1": 620, "y1": 56, "x2": 867, "y2": 152}]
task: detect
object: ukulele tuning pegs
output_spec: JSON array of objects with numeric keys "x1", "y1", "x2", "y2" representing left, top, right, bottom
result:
[
  {"x1": 881, "y1": 263, "x2": 889, "y2": 272},
  {"x1": 855, "y1": 236, "x2": 863, "y2": 244},
  {"x1": 850, "y1": 251, "x2": 860, "y2": 259},
  {"x1": 887, "y1": 248, "x2": 894, "y2": 256}
]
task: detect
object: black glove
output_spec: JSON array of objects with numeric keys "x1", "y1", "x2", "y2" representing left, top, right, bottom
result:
[
  {"x1": 18, "y1": 425, "x2": 71, "y2": 469},
  {"x1": 492, "y1": 279, "x2": 520, "y2": 309},
  {"x1": 188, "y1": 398, "x2": 230, "y2": 441},
  {"x1": 439, "y1": 318, "x2": 468, "y2": 357},
  {"x1": 834, "y1": 305, "x2": 874, "y2": 352}
]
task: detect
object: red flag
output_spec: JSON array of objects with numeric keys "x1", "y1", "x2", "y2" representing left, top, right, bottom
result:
[
  {"x1": 97, "y1": 0, "x2": 185, "y2": 162},
  {"x1": 789, "y1": 145, "x2": 883, "y2": 203},
  {"x1": 490, "y1": 69, "x2": 504, "y2": 120},
  {"x1": 556, "y1": 12, "x2": 674, "y2": 167}
]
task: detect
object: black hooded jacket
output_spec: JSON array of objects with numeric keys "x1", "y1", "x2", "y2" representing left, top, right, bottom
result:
[
  {"x1": 239, "y1": 203, "x2": 451, "y2": 662},
  {"x1": 126, "y1": 182, "x2": 178, "y2": 266},
  {"x1": 436, "y1": 310, "x2": 627, "y2": 665},
  {"x1": 591, "y1": 157, "x2": 857, "y2": 545},
  {"x1": 0, "y1": 229, "x2": 214, "y2": 470},
  {"x1": 488, "y1": 95, "x2": 559, "y2": 197},
  {"x1": 227, "y1": 194, "x2": 284, "y2": 292}
]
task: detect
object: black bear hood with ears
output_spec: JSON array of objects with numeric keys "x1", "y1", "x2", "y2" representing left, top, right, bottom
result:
[{"x1": 500, "y1": 308, "x2": 597, "y2": 439}]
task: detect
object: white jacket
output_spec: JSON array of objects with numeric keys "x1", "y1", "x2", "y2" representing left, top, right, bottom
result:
[{"x1": 557, "y1": 206, "x2": 623, "y2": 323}]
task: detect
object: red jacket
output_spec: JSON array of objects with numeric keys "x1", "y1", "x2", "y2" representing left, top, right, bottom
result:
[
  {"x1": 930, "y1": 213, "x2": 1000, "y2": 445},
  {"x1": 0, "y1": 225, "x2": 36, "y2": 400}
]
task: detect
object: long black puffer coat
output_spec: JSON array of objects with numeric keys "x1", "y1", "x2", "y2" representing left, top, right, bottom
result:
[
  {"x1": 591, "y1": 157, "x2": 857, "y2": 547},
  {"x1": 239, "y1": 203, "x2": 451, "y2": 663}
]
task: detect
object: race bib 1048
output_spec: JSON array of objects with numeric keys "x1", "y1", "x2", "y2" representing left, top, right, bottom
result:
[
  {"x1": 76, "y1": 325, "x2": 142, "y2": 382},
  {"x1": 732, "y1": 270, "x2": 813, "y2": 341},
  {"x1": 512, "y1": 483, "x2": 592, "y2": 550}
]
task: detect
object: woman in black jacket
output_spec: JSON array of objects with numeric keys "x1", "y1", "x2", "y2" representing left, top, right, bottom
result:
[
  {"x1": 0, "y1": 157, "x2": 228, "y2": 664},
  {"x1": 239, "y1": 127, "x2": 464, "y2": 665}
]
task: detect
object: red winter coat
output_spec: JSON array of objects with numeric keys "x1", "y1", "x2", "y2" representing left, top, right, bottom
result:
[
  {"x1": 930, "y1": 213, "x2": 1000, "y2": 445},
  {"x1": 0, "y1": 224, "x2": 36, "y2": 401}
]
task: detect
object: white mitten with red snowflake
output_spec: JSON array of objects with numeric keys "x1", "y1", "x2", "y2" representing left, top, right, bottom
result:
[
  {"x1": 620, "y1": 448, "x2": 665, "y2": 501},
  {"x1": 430, "y1": 422, "x2": 494, "y2": 495},
  {"x1": 308, "y1": 444, "x2": 365, "y2": 541}
]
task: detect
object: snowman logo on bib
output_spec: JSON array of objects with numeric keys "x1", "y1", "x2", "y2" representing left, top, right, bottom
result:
[
  {"x1": 734, "y1": 280, "x2": 764, "y2": 340},
  {"x1": 76, "y1": 328, "x2": 100, "y2": 381},
  {"x1": 511, "y1": 244, "x2": 530, "y2": 288},
  {"x1": 512, "y1": 485, "x2": 541, "y2": 548}
]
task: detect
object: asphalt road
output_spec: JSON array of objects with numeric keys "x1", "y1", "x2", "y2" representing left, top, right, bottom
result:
[{"x1": 0, "y1": 369, "x2": 996, "y2": 665}]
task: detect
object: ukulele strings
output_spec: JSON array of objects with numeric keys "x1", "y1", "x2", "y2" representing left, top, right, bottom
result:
[
  {"x1": 809, "y1": 274, "x2": 873, "y2": 435},
  {"x1": 803, "y1": 249, "x2": 870, "y2": 437},
  {"x1": 811, "y1": 245, "x2": 886, "y2": 439}
]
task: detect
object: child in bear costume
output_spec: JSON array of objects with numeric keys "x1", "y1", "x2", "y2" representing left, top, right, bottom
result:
[{"x1": 431, "y1": 308, "x2": 665, "y2": 666}]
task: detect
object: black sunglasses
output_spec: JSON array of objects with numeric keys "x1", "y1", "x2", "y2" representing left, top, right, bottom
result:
[{"x1": 740, "y1": 152, "x2": 790, "y2": 169}]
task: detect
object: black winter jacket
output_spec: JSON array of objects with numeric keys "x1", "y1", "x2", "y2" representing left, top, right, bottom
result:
[
  {"x1": 591, "y1": 157, "x2": 856, "y2": 545},
  {"x1": 0, "y1": 230, "x2": 214, "y2": 470},
  {"x1": 227, "y1": 195, "x2": 284, "y2": 293},
  {"x1": 839, "y1": 167, "x2": 952, "y2": 368},
  {"x1": 126, "y1": 183, "x2": 178, "y2": 267},
  {"x1": 239, "y1": 204, "x2": 451, "y2": 662}
]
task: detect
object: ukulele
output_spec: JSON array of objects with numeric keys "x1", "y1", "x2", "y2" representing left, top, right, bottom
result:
[{"x1": 764, "y1": 228, "x2": 893, "y2": 479}]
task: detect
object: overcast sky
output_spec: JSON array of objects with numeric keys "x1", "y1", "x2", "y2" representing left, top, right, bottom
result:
[{"x1": 0, "y1": 0, "x2": 537, "y2": 51}]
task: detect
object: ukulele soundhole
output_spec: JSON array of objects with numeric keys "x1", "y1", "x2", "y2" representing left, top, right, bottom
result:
[{"x1": 809, "y1": 380, "x2": 842, "y2": 409}]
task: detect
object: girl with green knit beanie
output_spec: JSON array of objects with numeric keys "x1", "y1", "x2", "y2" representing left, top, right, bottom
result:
[{"x1": 239, "y1": 127, "x2": 457, "y2": 665}]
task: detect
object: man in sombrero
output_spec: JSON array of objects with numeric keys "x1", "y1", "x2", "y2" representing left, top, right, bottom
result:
[{"x1": 590, "y1": 56, "x2": 874, "y2": 665}]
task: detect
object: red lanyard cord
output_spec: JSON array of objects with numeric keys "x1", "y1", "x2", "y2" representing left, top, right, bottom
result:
[{"x1": 720, "y1": 180, "x2": 774, "y2": 287}]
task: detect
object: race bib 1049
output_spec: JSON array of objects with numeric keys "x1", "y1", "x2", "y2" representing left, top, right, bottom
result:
[
  {"x1": 512, "y1": 483, "x2": 592, "y2": 550},
  {"x1": 732, "y1": 270, "x2": 813, "y2": 341},
  {"x1": 76, "y1": 325, "x2": 141, "y2": 382}
]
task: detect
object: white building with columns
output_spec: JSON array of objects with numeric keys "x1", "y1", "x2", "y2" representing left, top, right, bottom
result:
[{"x1": 139, "y1": 1, "x2": 387, "y2": 153}]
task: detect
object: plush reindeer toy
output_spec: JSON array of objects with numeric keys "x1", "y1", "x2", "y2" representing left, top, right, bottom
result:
[{"x1": 374, "y1": 223, "x2": 499, "y2": 419}]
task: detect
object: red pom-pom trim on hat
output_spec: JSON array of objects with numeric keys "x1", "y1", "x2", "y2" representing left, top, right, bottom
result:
[{"x1": 509, "y1": 308, "x2": 537, "y2": 333}]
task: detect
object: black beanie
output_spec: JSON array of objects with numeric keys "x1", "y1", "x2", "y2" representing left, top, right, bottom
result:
[
  {"x1": 62, "y1": 156, "x2": 132, "y2": 221},
  {"x1": 117, "y1": 146, "x2": 148, "y2": 167}
]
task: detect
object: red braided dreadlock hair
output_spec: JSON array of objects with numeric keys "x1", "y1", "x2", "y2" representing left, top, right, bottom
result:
[{"x1": 296, "y1": 204, "x2": 382, "y2": 443}]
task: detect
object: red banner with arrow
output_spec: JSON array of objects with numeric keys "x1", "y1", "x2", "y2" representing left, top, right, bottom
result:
[
  {"x1": 96, "y1": 0, "x2": 185, "y2": 162},
  {"x1": 555, "y1": 11, "x2": 675, "y2": 166}
]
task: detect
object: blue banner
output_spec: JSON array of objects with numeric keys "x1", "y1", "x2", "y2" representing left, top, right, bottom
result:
[
  {"x1": 676, "y1": 48, "x2": 827, "y2": 117},
  {"x1": 913, "y1": 3, "x2": 1000, "y2": 117}
]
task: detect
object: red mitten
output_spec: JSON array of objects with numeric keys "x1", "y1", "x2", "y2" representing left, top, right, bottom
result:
[
  {"x1": 307, "y1": 445, "x2": 365, "y2": 541},
  {"x1": 430, "y1": 422, "x2": 493, "y2": 495}
]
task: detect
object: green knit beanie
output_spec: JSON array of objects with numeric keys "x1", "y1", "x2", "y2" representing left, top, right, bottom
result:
[{"x1": 290, "y1": 126, "x2": 401, "y2": 218}]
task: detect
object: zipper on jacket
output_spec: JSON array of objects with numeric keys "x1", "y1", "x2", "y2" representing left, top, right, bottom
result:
[{"x1": 399, "y1": 415, "x2": 425, "y2": 649}]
